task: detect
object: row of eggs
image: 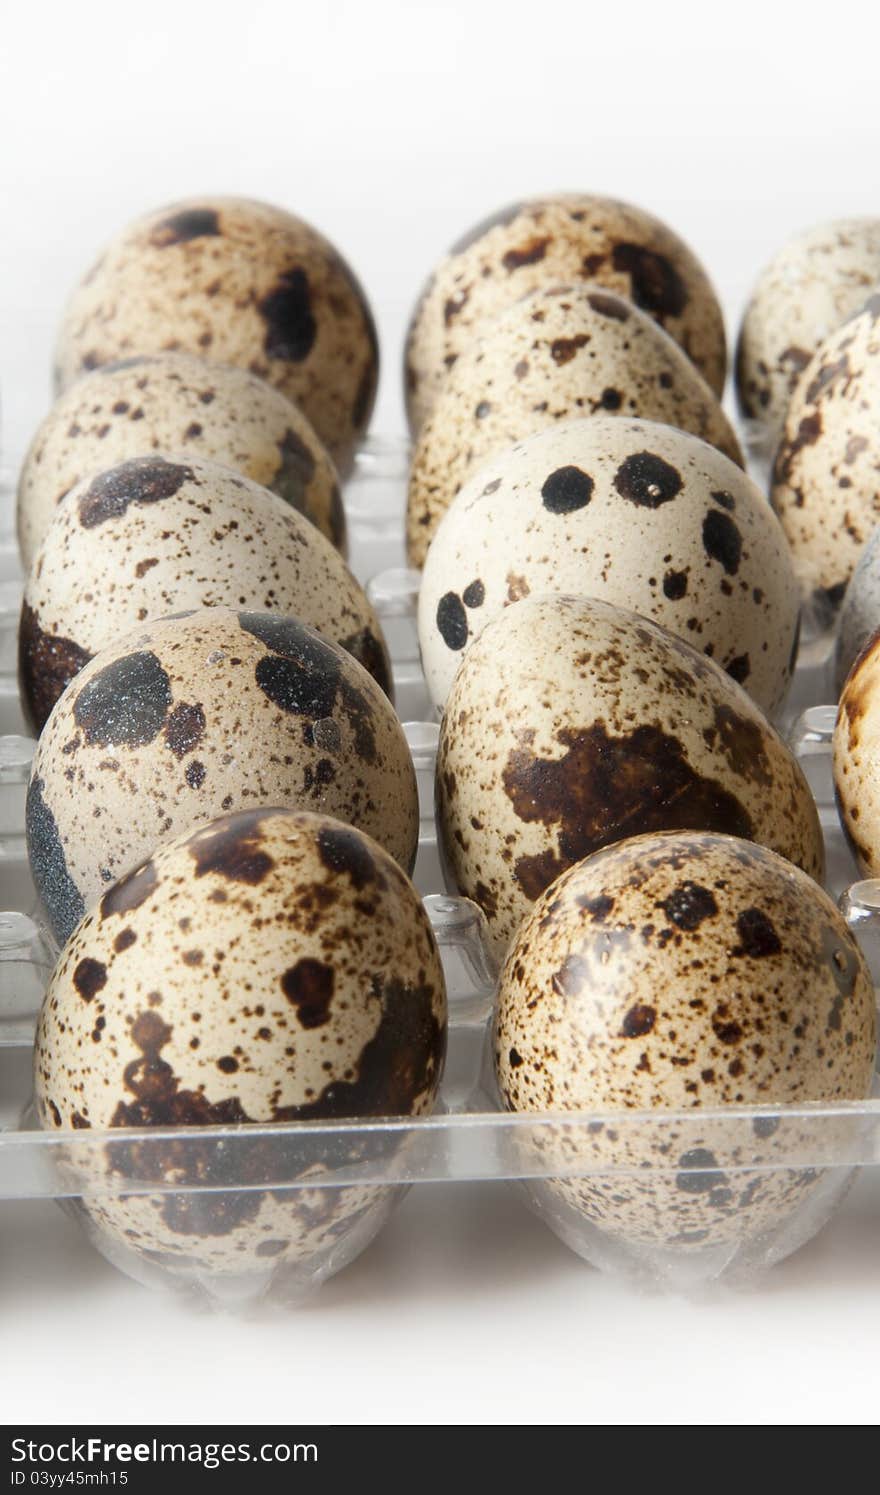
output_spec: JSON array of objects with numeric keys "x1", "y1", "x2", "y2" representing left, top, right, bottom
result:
[{"x1": 11, "y1": 191, "x2": 880, "y2": 1282}]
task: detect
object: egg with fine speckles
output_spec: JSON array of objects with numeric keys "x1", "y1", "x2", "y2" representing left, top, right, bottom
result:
[
  {"x1": 34, "y1": 807, "x2": 446, "y2": 1287},
  {"x1": 407, "y1": 287, "x2": 742, "y2": 567},
  {"x1": 494, "y1": 831, "x2": 876, "y2": 1253},
  {"x1": 736, "y1": 217, "x2": 880, "y2": 452},
  {"x1": 835, "y1": 528, "x2": 880, "y2": 695},
  {"x1": 404, "y1": 194, "x2": 727, "y2": 433},
  {"x1": 418, "y1": 416, "x2": 797, "y2": 714},
  {"x1": 27, "y1": 608, "x2": 418, "y2": 946},
  {"x1": 833, "y1": 628, "x2": 880, "y2": 874},
  {"x1": 16, "y1": 352, "x2": 345, "y2": 568},
  {"x1": 771, "y1": 291, "x2": 880, "y2": 611},
  {"x1": 53, "y1": 197, "x2": 379, "y2": 473},
  {"x1": 20, "y1": 453, "x2": 389, "y2": 733},
  {"x1": 437, "y1": 595, "x2": 823, "y2": 960}
]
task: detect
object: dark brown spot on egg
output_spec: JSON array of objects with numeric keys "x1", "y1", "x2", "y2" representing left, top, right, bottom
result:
[
  {"x1": 462, "y1": 579, "x2": 485, "y2": 608},
  {"x1": 73, "y1": 651, "x2": 172, "y2": 748},
  {"x1": 217, "y1": 1056, "x2": 239, "y2": 1074},
  {"x1": 273, "y1": 426, "x2": 316, "y2": 509},
  {"x1": 164, "y1": 702, "x2": 206, "y2": 759},
  {"x1": 774, "y1": 412, "x2": 823, "y2": 484},
  {"x1": 73, "y1": 957, "x2": 107, "y2": 1001},
  {"x1": 185, "y1": 760, "x2": 206, "y2": 788},
  {"x1": 317, "y1": 824, "x2": 377, "y2": 890},
  {"x1": 25, "y1": 774, "x2": 85, "y2": 943},
  {"x1": 662, "y1": 569, "x2": 688, "y2": 601},
  {"x1": 703, "y1": 509, "x2": 742, "y2": 576},
  {"x1": 550, "y1": 334, "x2": 589, "y2": 366},
  {"x1": 258, "y1": 268, "x2": 317, "y2": 362},
  {"x1": 613, "y1": 451, "x2": 682, "y2": 508},
  {"x1": 190, "y1": 813, "x2": 274, "y2": 886},
  {"x1": 79, "y1": 457, "x2": 194, "y2": 528},
  {"x1": 18, "y1": 601, "x2": 92, "y2": 733},
  {"x1": 707, "y1": 704, "x2": 772, "y2": 786},
  {"x1": 150, "y1": 207, "x2": 221, "y2": 247},
  {"x1": 340, "y1": 627, "x2": 392, "y2": 696},
  {"x1": 676, "y1": 1148, "x2": 728, "y2": 1194},
  {"x1": 502, "y1": 723, "x2": 753, "y2": 903},
  {"x1": 612, "y1": 242, "x2": 687, "y2": 319},
  {"x1": 114, "y1": 928, "x2": 136, "y2": 953},
  {"x1": 100, "y1": 857, "x2": 158, "y2": 919},
  {"x1": 621, "y1": 1003, "x2": 656, "y2": 1037},
  {"x1": 282, "y1": 958, "x2": 335, "y2": 1028},
  {"x1": 726, "y1": 654, "x2": 751, "y2": 685},
  {"x1": 733, "y1": 907, "x2": 782, "y2": 958},
  {"x1": 502, "y1": 237, "x2": 549, "y2": 271},
  {"x1": 541, "y1": 466, "x2": 594, "y2": 514},
  {"x1": 711, "y1": 490, "x2": 736, "y2": 512},
  {"x1": 661, "y1": 882, "x2": 718, "y2": 931},
  {"x1": 436, "y1": 593, "x2": 469, "y2": 650}
]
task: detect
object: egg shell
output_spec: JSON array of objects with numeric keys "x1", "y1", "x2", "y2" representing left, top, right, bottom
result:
[
  {"x1": 736, "y1": 218, "x2": 880, "y2": 449},
  {"x1": 404, "y1": 194, "x2": 727, "y2": 432},
  {"x1": 771, "y1": 291, "x2": 880, "y2": 608},
  {"x1": 34, "y1": 807, "x2": 446, "y2": 1278},
  {"x1": 16, "y1": 353, "x2": 345, "y2": 568},
  {"x1": 437, "y1": 594, "x2": 823, "y2": 960},
  {"x1": 27, "y1": 607, "x2": 418, "y2": 946},
  {"x1": 832, "y1": 629, "x2": 880, "y2": 873},
  {"x1": 53, "y1": 197, "x2": 379, "y2": 473},
  {"x1": 407, "y1": 286, "x2": 741, "y2": 567},
  {"x1": 418, "y1": 416, "x2": 797, "y2": 714},
  {"x1": 835, "y1": 528, "x2": 880, "y2": 694},
  {"x1": 20, "y1": 454, "x2": 389, "y2": 733},
  {"x1": 494, "y1": 830, "x2": 876, "y2": 1250}
]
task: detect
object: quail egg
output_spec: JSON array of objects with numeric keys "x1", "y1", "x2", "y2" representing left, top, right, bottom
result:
[
  {"x1": 494, "y1": 830, "x2": 876, "y2": 1253},
  {"x1": 835, "y1": 528, "x2": 880, "y2": 694},
  {"x1": 437, "y1": 594, "x2": 823, "y2": 959},
  {"x1": 418, "y1": 416, "x2": 797, "y2": 714},
  {"x1": 27, "y1": 608, "x2": 418, "y2": 945},
  {"x1": 833, "y1": 627, "x2": 880, "y2": 873},
  {"x1": 17, "y1": 352, "x2": 345, "y2": 567},
  {"x1": 771, "y1": 291, "x2": 880, "y2": 610},
  {"x1": 53, "y1": 197, "x2": 379, "y2": 472},
  {"x1": 34, "y1": 807, "x2": 446, "y2": 1287},
  {"x1": 407, "y1": 286, "x2": 741, "y2": 566},
  {"x1": 404, "y1": 194, "x2": 727, "y2": 432},
  {"x1": 19, "y1": 453, "x2": 389, "y2": 733},
  {"x1": 736, "y1": 218, "x2": 880, "y2": 452}
]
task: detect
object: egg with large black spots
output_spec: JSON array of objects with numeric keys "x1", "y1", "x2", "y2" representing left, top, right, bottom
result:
[
  {"x1": 20, "y1": 454, "x2": 389, "y2": 733},
  {"x1": 771, "y1": 292, "x2": 880, "y2": 610},
  {"x1": 494, "y1": 831, "x2": 876, "y2": 1251},
  {"x1": 404, "y1": 194, "x2": 727, "y2": 432},
  {"x1": 27, "y1": 608, "x2": 417, "y2": 945},
  {"x1": 34, "y1": 807, "x2": 446, "y2": 1282},
  {"x1": 736, "y1": 218, "x2": 880, "y2": 452},
  {"x1": 16, "y1": 352, "x2": 345, "y2": 568},
  {"x1": 437, "y1": 595, "x2": 823, "y2": 960},
  {"x1": 53, "y1": 198, "x2": 378, "y2": 473},
  {"x1": 406, "y1": 288, "x2": 741, "y2": 566},
  {"x1": 419, "y1": 417, "x2": 797, "y2": 714}
]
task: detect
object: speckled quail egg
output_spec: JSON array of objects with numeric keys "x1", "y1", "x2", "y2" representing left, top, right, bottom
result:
[
  {"x1": 494, "y1": 830, "x2": 876, "y2": 1253},
  {"x1": 17, "y1": 353, "x2": 345, "y2": 568},
  {"x1": 835, "y1": 529, "x2": 880, "y2": 694},
  {"x1": 19, "y1": 454, "x2": 389, "y2": 733},
  {"x1": 833, "y1": 628, "x2": 880, "y2": 873},
  {"x1": 407, "y1": 286, "x2": 741, "y2": 567},
  {"x1": 419, "y1": 416, "x2": 797, "y2": 714},
  {"x1": 771, "y1": 291, "x2": 880, "y2": 611},
  {"x1": 34, "y1": 806, "x2": 446, "y2": 1286},
  {"x1": 736, "y1": 218, "x2": 880, "y2": 452},
  {"x1": 53, "y1": 198, "x2": 379, "y2": 473},
  {"x1": 404, "y1": 194, "x2": 727, "y2": 432},
  {"x1": 437, "y1": 594, "x2": 823, "y2": 960},
  {"x1": 27, "y1": 608, "x2": 418, "y2": 946}
]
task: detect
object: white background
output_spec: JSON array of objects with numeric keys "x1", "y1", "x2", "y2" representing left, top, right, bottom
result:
[{"x1": 1, "y1": 0, "x2": 879, "y2": 1427}]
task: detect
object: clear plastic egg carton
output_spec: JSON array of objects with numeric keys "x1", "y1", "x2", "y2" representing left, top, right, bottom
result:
[{"x1": 0, "y1": 435, "x2": 878, "y2": 1312}]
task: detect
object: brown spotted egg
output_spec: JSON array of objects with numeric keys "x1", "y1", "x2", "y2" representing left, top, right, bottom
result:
[
  {"x1": 53, "y1": 198, "x2": 379, "y2": 473},
  {"x1": 736, "y1": 218, "x2": 880, "y2": 452},
  {"x1": 407, "y1": 287, "x2": 741, "y2": 566},
  {"x1": 494, "y1": 831, "x2": 876, "y2": 1252},
  {"x1": 418, "y1": 416, "x2": 798, "y2": 714},
  {"x1": 20, "y1": 454, "x2": 389, "y2": 733},
  {"x1": 833, "y1": 627, "x2": 880, "y2": 874},
  {"x1": 17, "y1": 353, "x2": 345, "y2": 568},
  {"x1": 771, "y1": 291, "x2": 880, "y2": 611},
  {"x1": 34, "y1": 807, "x2": 446, "y2": 1285},
  {"x1": 437, "y1": 595, "x2": 823, "y2": 960},
  {"x1": 27, "y1": 608, "x2": 418, "y2": 946},
  {"x1": 404, "y1": 194, "x2": 727, "y2": 433}
]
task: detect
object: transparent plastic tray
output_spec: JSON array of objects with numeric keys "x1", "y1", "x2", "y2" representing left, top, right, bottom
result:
[{"x1": 0, "y1": 437, "x2": 878, "y2": 1310}]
